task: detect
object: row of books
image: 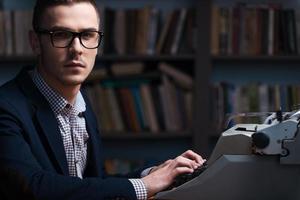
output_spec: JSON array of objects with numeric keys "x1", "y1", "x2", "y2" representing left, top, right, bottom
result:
[
  {"x1": 103, "y1": 6, "x2": 196, "y2": 55},
  {"x1": 104, "y1": 159, "x2": 145, "y2": 175},
  {"x1": 84, "y1": 62, "x2": 194, "y2": 133},
  {"x1": 211, "y1": 3, "x2": 299, "y2": 56},
  {"x1": 0, "y1": 6, "x2": 196, "y2": 56},
  {"x1": 0, "y1": 10, "x2": 33, "y2": 56},
  {"x1": 211, "y1": 83, "x2": 300, "y2": 131}
]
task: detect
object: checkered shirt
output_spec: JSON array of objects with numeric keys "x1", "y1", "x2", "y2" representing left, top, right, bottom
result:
[
  {"x1": 31, "y1": 70, "x2": 88, "y2": 178},
  {"x1": 30, "y1": 69, "x2": 147, "y2": 199}
]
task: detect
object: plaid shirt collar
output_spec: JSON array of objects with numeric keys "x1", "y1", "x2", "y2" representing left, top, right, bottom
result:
[{"x1": 30, "y1": 69, "x2": 86, "y2": 115}]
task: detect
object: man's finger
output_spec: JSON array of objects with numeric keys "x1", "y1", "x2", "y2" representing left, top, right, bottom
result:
[{"x1": 181, "y1": 150, "x2": 206, "y2": 164}]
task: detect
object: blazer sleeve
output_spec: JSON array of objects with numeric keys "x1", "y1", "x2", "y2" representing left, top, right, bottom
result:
[{"x1": 0, "y1": 98, "x2": 138, "y2": 200}]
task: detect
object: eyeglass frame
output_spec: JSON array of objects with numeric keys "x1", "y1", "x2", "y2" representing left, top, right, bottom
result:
[{"x1": 35, "y1": 28, "x2": 104, "y2": 49}]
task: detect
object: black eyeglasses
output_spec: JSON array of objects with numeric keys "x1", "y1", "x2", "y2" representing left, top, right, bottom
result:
[{"x1": 36, "y1": 29, "x2": 104, "y2": 49}]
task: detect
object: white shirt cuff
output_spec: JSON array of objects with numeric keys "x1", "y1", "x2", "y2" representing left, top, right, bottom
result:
[{"x1": 129, "y1": 179, "x2": 147, "y2": 200}]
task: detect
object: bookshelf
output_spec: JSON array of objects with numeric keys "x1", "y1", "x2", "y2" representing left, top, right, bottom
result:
[{"x1": 209, "y1": 0, "x2": 300, "y2": 142}]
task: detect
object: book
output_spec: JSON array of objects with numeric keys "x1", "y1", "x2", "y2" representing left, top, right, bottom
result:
[
  {"x1": 260, "y1": 7, "x2": 270, "y2": 55},
  {"x1": 161, "y1": 75, "x2": 182, "y2": 131},
  {"x1": 105, "y1": 87, "x2": 125, "y2": 131},
  {"x1": 131, "y1": 86, "x2": 147, "y2": 130},
  {"x1": 114, "y1": 9, "x2": 126, "y2": 55},
  {"x1": 13, "y1": 10, "x2": 25, "y2": 55},
  {"x1": 146, "y1": 7, "x2": 159, "y2": 55},
  {"x1": 178, "y1": 8, "x2": 196, "y2": 54},
  {"x1": 94, "y1": 84, "x2": 114, "y2": 131},
  {"x1": 218, "y1": 7, "x2": 230, "y2": 55},
  {"x1": 232, "y1": 4, "x2": 242, "y2": 55},
  {"x1": 285, "y1": 9, "x2": 298, "y2": 54},
  {"x1": 103, "y1": 8, "x2": 116, "y2": 54},
  {"x1": 23, "y1": 10, "x2": 33, "y2": 56},
  {"x1": 85, "y1": 84, "x2": 103, "y2": 128},
  {"x1": 111, "y1": 62, "x2": 145, "y2": 76},
  {"x1": 105, "y1": 159, "x2": 144, "y2": 174},
  {"x1": 184, "y1": 91, "x2": 193, "y2": 130},
  {"x1": 0, "y1": 10, "x2": 5, "y2": 55},
  {"x1": 3, "y1": 10, "x2": 13, "y2": 55},
  {"x1": 161, "y1": 9, "x2": 180, "y2": 54},
  {"x1": 118, "y1": 87, "x2": 141, "y2": 132},
  {"x1": 159, "y1": 62, "x2": 193, "y2": 89},
  {"x1": 267, "y1": 5, "x2": 275, "y2": 55},
  {"x1": 170, "y1": 8, "x2": 187, "y2": 55},
  {"x1": 244, "y1": 7, "x2": 258, "y2": 55},
  {"x1": 135, "y1": 6, "x2": 149, "y2": 55},
  {"x1": 211, "y1": 5, "x2": 220, "y2": 55},
  {"x1": 150, "y1": 85, "x2": 166, "y2": 130},
  {"x1": 295, "y1": 9, "x2": 300, "y2": 55},
  {"x1": 156, "y1": 10, "x2": 173, "y2": 54},
  {"x1": 158, "y1": 84, "x2": 172, "y2": 131},
  {"x1": 86, "y1": 68, "x2": 108, "y2": 82},
  {"x1": 140, "y1": 84, "x2": 160, "y2": 132},
  {"x1": 125, "y1": 9, "x2": 138, "y2": 55}
]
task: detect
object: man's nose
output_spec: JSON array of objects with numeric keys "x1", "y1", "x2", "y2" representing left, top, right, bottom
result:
[{"x1": 69, "y1": 37, "x2": 83, "y2": 54}]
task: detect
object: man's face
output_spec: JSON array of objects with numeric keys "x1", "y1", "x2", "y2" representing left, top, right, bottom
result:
[{"x1": 34, "y1": 2, "x2": 99, "y2": 88}]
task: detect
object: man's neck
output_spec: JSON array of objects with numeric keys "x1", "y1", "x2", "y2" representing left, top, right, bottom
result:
[{"x1": 37, "y1": 68, "x2": 80, "y2": 105}]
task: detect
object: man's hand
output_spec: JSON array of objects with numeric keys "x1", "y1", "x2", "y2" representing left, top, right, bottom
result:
[{"x1": 141, "y1": 150, "x2": 205, "y2": 197}]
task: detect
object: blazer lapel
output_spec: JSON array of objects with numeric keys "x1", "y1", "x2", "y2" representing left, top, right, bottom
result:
[
  {"x1": 16, "y1": 67, "x2": 69, "y2": 175},
  {"x1": 35, "y1": 108, "x2": 69, "y2": 175},
  {"x1": 83, "y1": 100, "x2": 103, "y2": 177}
]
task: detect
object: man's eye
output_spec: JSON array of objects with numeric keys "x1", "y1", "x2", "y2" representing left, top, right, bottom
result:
[
  {"x1": 81, "y1": 32, "x2": 97, "y2": 39},
  {"x1": 53, "y1": 31, "x2": 72, "y2": 39}
]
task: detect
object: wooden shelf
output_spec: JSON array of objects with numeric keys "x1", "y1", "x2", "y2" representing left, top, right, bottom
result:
[
  {"x1": 7, "y1": 54, "x2": 300, "y2": 65},
  {"x1": 86, "y1": 71, "x2": 161, "y2": 83},
  {"x1": 99, "y1": 54, "x2": 196, "y2": 61},
  {"x1": 0, "y1": 56, "x2": 37, "y2": 64},
  {"x1": 0, "y1": 54, "x2": 196, "y2": 64},
  {"x1": 213, "y1": 55, "x2": 300, "y2": 64},
  {"x1": 101, "y1": 131, "x2": 192, "y2": 140}
]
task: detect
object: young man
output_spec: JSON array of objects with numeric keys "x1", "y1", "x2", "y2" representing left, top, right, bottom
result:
[{"x1": 0, "y1": 0, "x2": 205, "y2": 199}]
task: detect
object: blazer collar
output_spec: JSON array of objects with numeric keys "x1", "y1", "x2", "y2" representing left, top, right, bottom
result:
[
  {"x1": 16, "y1": 67, "x2": 69, "y2": 175},
  {"x1": 82, "y1": 94, "x2": 103, "y2": 177}
]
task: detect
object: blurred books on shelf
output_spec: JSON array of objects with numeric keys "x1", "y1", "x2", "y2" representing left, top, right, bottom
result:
[
  {"x1": 0, "y1": 9, "x2": 33, "y2": 56},
  {"x1": 0, "y1": 5, "x2": 196, "y2": 57},
  {"x1": 111, "y1": 62, "x2": 145, "y2": 76},
  {"x1": 211, "y1": 82, "x2": 300, "y2": 133},
  {"x1": 158, "y1": 62, "x2": 193, "y2": 89},
  {"x1": 102, "y1": 6, "x2": 196, "y2": 56},
  {"x1": 211, "y1": 3, "x2": 299, "y2": 56},
  {"x1": 84, "y1": 62, "x2": 193, "y2": 134},
  {"x1": 104, "y1": 159, "x2": 145, "y2": 175}
]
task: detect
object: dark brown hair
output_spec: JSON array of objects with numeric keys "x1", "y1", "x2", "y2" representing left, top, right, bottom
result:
[{"x1": 32, "y1": 0, "x2": 99, "y2": 31}]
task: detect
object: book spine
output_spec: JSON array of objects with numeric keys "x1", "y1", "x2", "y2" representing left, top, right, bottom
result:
[
  {"x1": 140, "y1": 84, "x2": 160, "y2": 132},
  {"x1": 170, "y1": 8, "x2": 187, "y2": 55}
]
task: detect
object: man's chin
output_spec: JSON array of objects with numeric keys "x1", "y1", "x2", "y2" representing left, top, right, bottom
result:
[{"x1": 62, "y1": 77, "x2": 86, "y2": 86}]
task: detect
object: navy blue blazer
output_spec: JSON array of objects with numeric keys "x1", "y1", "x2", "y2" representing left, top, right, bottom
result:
[{"x1": 0, "y1": 67, "x2": 141, "y2": 200}]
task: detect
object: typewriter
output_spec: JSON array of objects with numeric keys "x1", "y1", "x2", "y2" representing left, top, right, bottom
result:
[{"x1": 156, "y1": 110, "x2": 300, "y2": 200}]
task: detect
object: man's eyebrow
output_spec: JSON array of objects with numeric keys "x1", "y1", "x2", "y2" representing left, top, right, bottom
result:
[{"x1": 49, "y1": 26, "x2": 99, "y2": 32}]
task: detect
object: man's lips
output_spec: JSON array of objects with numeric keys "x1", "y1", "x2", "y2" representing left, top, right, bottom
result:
[{"x1": 64, "y1": 62, "x2": 85, "y2": 68}]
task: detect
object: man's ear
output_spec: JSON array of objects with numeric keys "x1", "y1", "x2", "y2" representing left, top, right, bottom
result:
[{"x1": 29, "y1": 30, "x2": 41, "y2": 55}]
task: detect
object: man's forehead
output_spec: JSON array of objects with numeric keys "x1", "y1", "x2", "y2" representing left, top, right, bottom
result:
[{"x1": 41, "y1": 3, "x2": 100, "y2": 29}]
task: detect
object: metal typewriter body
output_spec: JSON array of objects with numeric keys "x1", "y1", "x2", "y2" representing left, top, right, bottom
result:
[{"x1": 156, "y1": 112, "x2": 300, "y2": 200}]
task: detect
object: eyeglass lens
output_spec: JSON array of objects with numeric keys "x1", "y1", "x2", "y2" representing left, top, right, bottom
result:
[{"x1": 51, "y1": 30, "x2": 101, "y2": 48}]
